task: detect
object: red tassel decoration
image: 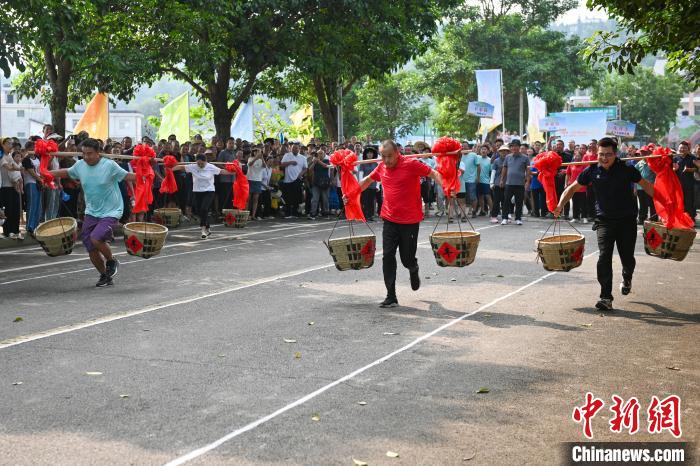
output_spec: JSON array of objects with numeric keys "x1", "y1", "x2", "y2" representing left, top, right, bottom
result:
[
  {"x1": 226, "y1": 160, "x2": 249, "y2": 210},
  {"x1": 329, "y1": 149, "x2": 365, "y2": 222},
  {"x1": 432, "y1": 137, "x2": 461, "y2": 197},
  {"x1": 647, "y1": 147, "x2": 694, "y2": 230},
  {"x1": 159, "y1": 155, "x2": 179, "y2": 194},
  {"x1": 132, "y1": 144, "x2": 155, "y2": 213},
  {"x1": 532, "y1": 151, "x2": 562, "y2": 213},
  {"x1": 34, "y1": 139, "x2": 59, "y2": 190}
]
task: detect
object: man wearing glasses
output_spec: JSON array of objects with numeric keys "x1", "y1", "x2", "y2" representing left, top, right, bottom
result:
[{"x1": 553, "y1": 137, "x2": 654, "y2": 311}]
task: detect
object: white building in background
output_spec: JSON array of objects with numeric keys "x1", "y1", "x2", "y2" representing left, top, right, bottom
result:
[{"x1": 1, "y1": 83, "x2": 143, "y2": 141}]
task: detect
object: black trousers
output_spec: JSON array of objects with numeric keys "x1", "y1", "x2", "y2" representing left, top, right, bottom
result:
[
  {"x1": 555, "y1": 174, "x2": 570, "y2": 216},
  {"x1": 382, "y1": 220, "x2": 419, "y2": 297},
  {"x1": 491, "y1": 185, "x2": 504, "y2": 218},
  {"x1": 503, "y1": 185, "x2": 525, "y2": 220},
  {"x1": 637, "y1": 190, "x2": 656, "y2": 222},
  {"x1": 361, "y1": 189, "x2": 377, "y2": 220},
  {"x1": 282, "y1": 179, "x2": 303, "y2": 216},
  {"x1": 217, "y1": 181, "x2": 233, "y2": 212},
  {"x1": 0, "y1": 187, "x2": 20, "y2": 236},
  {"x1": 594, "y1": 216, "x2": 637, "y2": 299},
  {"x1": 572, "y1": 191, "x2": 587, "y2": 220},
  {"x1": 193, "y1": 191, "x2": 215, "y2": 227},
  {"x1": 681, "y1": 182, "x2": 696, "y2": 219}
]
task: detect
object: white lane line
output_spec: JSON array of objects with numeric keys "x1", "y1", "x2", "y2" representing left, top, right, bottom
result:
[
  {"x1": 0, "y1": 226, "x2": 337, "y2": 286},
  {"x1": 0, "y1": 224, "x2": 498, "y2": 347},
  {"x1": 0, "y1": 223, "x2": 317, "y2": 274},
  {"x1": 164, "y1": 248, "x2": 600, "y2": 466}
]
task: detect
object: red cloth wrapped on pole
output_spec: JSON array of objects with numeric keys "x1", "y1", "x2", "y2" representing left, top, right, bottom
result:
[
  {"x1": 132, "y1": 144, "x2": 155, "y2": 213},
  {"x1": 34, "y1": 139, "x2": 58, "y2": 190},
  {"x1": 225, "y1": 161, "x2": 249, "y2": 210},
  {"x1": 329, "y1": 149, "x2": 365, "y2": 222},
  {"x1": 432, "y1": 137, "x2": 461, "y2": 197},
  {"x1": 159, "y1": 155, "x2": 179, "y2": 194},
  {"x1": 647, "y1": 147, "x2": 694, "y2": 230},
  {"x1": 532, "y1": 151, "x2": 562, "y2": 212}
]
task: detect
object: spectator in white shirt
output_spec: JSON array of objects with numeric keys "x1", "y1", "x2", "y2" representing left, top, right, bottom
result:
[
  {"x1": 247, "y1": 148, "x2": 265, "y2": 220},
  {"x1": 280, "y1": 143, "x2": 307, "y2": 217}
]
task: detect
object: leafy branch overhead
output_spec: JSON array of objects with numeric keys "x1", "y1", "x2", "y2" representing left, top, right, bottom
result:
[{"x1": 583, "y1": 0, "x2": 700, "y2": 83}]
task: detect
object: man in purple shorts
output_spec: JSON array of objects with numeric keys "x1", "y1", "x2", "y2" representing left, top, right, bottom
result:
[{"x1": 51, "y1": 138, "x2": 136, "y2": 287}]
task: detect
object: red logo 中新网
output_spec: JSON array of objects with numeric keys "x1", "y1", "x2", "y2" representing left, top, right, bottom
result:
[
  {"x1": 437, "y1": 242, "x2": 459, "y2": 264},
  {"x1": 572, "y1": 393, "x2": 683, "y2": 439},
  {"x1": 126, "y1": 235, "x2": 143, "y2": 254},
  {"x1": 645, "y1": 227, "x2": 663, "y2": 249}
]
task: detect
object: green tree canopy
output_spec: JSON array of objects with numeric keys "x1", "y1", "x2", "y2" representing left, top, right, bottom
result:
[
  {"x1": 416, "y1": 14, "x2": 596, "y2": 138},
  {"x1": 8, "y1": 0, "x2": 157, "y2": 136},
  {"x1": 583, "y1": 0, "x2": 700, "y2": 84},
  {"x1": 355, "y1": 71, "x2": 430, "y2": 140},
  {"x1": 591, "y1": 66, "x2": 687, "y2": 140},
  {"x1": 262, "y1": 0, "x2": 458, "y2": 141}
]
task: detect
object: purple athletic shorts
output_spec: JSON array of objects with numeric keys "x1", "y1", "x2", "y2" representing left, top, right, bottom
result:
[{"x1": 81, "y1": 215, "x2": 119, "y2": 252}]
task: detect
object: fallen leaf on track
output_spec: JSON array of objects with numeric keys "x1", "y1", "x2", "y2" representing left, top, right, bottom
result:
[
  {"x1": 386, "y1": 451, "x2": 399, "y2": 458},
  {"x1": 666, "y1": 366, "x2": 681, "y2": 371},
  {"x1": 85, "y1": 372, "x2": 103, "y2": 376},
  {"x1": 580, "y1": 323, "x2": 592, "y2": 328},
  {"x1": 311, "y1": 413, "x2": 320, "y2": 421},
  {"x1": 476, "y1": 387, "x2": 490, "y2": 394},
  {"x1": 12, "y1": 381, "x2": 22, "y2": 386},
  {"x1": 383, "y1": 332, "x2": 398, "y2": 336},
  {"x1": 119, "y1": 394, "x2": 129, "y2": 398},
  {"x1": 284, "y1": 339, "x2": 297, "y2": 343},
  {"x1": 357, "y1": 401, "x2": 367, "y2": 406},
  {"x1": 13, "y1": 317, "x2": 23, "y2": 322},
  {"x1": 294, "y1": 352, "x2": 302, "y2": 359},
  {"x1": 308, "y1": 322, "x2": 315, "y2": 326},
  {"x1": 352, "y1": 459, "x2": 368, "y2": 466}
]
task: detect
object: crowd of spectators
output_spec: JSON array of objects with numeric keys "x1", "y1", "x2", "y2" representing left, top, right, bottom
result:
[{"x1": 1, "y1": 125, "x2": 698, "y2": 241}]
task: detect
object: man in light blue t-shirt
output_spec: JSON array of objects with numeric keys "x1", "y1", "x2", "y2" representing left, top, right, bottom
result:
[
  {"x1": 460, "y1": 144, "x2": 479, "y2": 216},
  {"x1": 52, "y1": 138, "x2": 136, "y2": 287}
]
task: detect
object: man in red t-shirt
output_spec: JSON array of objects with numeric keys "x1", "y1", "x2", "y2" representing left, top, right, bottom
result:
[{"x1": 355, "y1": 140, "x2": 442, "y2": 308}]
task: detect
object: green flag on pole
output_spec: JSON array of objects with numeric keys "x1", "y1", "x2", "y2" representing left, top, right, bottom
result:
[{"x1": 158, "y1": 92, "x2": 189, "y2": 142}]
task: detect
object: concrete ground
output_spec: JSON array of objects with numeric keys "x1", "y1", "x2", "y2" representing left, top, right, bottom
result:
[{"x1": 0, "y1": 215, "x2": 697, "y2": 465}]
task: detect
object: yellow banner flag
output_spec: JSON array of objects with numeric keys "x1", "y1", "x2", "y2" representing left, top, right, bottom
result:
[
  {"x1": 158, "y1": 92, "x2": 190, "y2": 143},
  {"x1": 73, "y1": 93, "x2": 109, "y2": 139},
  {"x1": 290, "y1": 104, "x2": 313, "y2": 144}
]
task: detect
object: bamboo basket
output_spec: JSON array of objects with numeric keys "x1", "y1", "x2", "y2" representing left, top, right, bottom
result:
[
  {"x1": 35, "y1": 217, "x2": 78, "y2": 257},
  {"x1": 643, "y1": 221, "x2": 696, "y2": 261},
  {"x1": 222, "y1": 209, "x2": 250, "y2": 228},
  {"x1": 153, "y1": 208, "x2": 182, "y2": 228},
  {"x1": 123, "y1": 222, "x2": 168, "y2": 259},
  {"x1": 325, "y1": 234, "x2": 376, "y2": 271},
  {"x1": 536, "y1": 234, "x2": 585, "y2": 271},
  {"x1": 430, "y1": 231, "x2": 480, "y2": 267}
]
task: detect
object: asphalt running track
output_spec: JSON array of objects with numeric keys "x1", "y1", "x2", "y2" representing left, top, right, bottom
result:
[{"x1": 0, "y1": 216, "x2": 698, "y2": 465}]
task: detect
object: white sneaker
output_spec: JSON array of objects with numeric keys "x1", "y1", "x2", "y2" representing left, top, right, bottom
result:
[
  {"x1": 17, "y1": 232, "x2": 24, "y2": 240},
  {"x1": 501, "y1": 219, "x2": 508, "y2": 225},
  {"x1": 582, "y1": 218, "x2": 589, "y2": 224},
  {"x1": 515, "y1": 220, "x2": 523, "y2": 225},
  {"x1": 490, "y1": 217, "x2": 498, "y2": 224},
  {"x1": 9, "y1": 233, "x2": 18, "y2": 239}
]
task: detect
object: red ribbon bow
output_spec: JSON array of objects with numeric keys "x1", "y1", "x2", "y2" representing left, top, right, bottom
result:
[
  {"x1": 159, "y1": 155, "x2": 179, "y2": 194},
  {"x1": 647, "y1": 147, "x2": 694, "y2": 230},
  {"x1": 433, "y1": 137, "x2": 462, "y2": 197},
  {"x1": 225, "y1": 160, "x2": 249, "y2": 210},
  {"x1": 532, "y1": 151, "x2": 563, "y2": 213},
  {"x1": 34, "y1": 139, "x2": 59, "y2": 190},
  {"x1": 329, "y1": 149, "x2": 365, "y2": 222},
  {"x1": 132, "y1": 144, "x2": 155, "y2": 213}
]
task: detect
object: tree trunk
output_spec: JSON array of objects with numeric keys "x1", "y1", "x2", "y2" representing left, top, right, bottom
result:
[
  {"x1": 313, "y1": 75, "x2": 338, "y2": 142},
  {"x1": 44, "y1": 49, "x2": 71, "y2": 137},
  {"x1": 209, "y1": 80, "x2": 233, "y2": 140}
]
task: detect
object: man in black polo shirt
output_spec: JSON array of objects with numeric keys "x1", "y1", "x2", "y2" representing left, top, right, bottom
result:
[{"x1": 554, "y1": 137, "x2": 655, "y2": 311}]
